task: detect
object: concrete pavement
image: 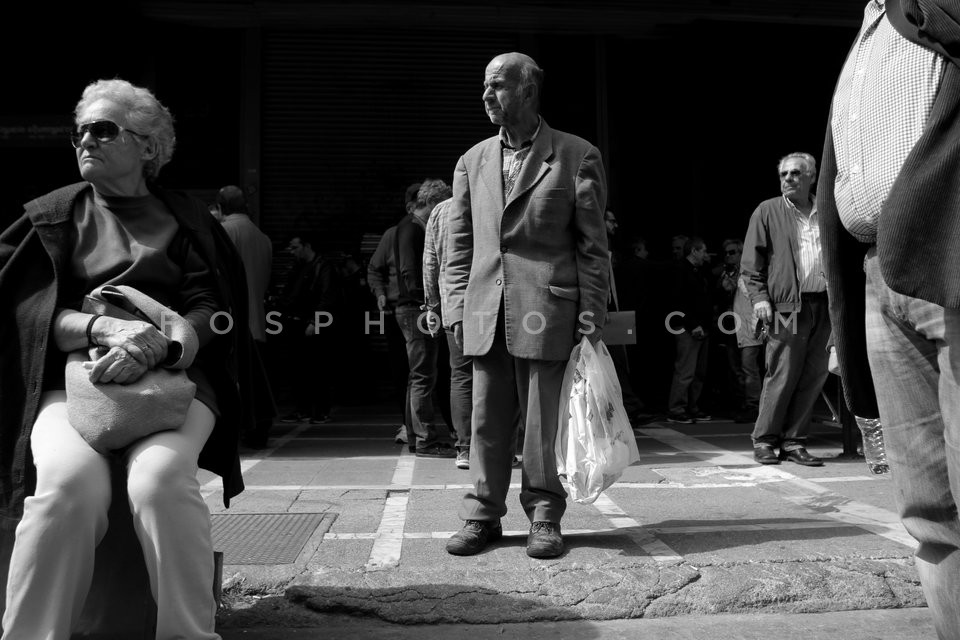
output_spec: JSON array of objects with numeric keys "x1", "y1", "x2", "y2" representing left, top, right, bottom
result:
[{"x1": 204, "y1": 406, "x2": 935, "y2": 638}]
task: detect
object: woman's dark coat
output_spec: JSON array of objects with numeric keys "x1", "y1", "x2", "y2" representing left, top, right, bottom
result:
[{"x1": 0, "y1": 182, "x2": 267, "y2": 531}]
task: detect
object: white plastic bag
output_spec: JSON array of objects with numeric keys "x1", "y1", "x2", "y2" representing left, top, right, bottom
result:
[{"x1": 555, "y1": 337, "x2": 641, "y2": 504}]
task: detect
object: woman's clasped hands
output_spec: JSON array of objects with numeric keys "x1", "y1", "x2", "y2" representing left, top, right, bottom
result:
[{"x1": 83, "y1": 317, "x2": 170, "y2": 384}]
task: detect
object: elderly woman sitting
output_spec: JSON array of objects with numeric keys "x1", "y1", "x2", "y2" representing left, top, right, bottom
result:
[{"x1": 0, "y1": 79, "x2": 259, "y2": 639}]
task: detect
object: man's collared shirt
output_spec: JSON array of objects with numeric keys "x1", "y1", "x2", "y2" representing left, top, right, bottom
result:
[
  {"x1": 784, "y1": 195, "x2": 826, "y2": 293},
  {"x1": 500, "y1": 117, "x2": 542, "y2": 200},
  {"x1": 831, "y1": 0, "x2": 945, "y2": 243}
]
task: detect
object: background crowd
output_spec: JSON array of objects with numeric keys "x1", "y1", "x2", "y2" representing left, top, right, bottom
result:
[{"x1": 222, "y1": 153, "x2": 834, "y2": 465}]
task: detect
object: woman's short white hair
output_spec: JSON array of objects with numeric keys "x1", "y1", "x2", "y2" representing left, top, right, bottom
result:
[{"x1": 74, "y1": 79, "x2": 176, "y2": 180}]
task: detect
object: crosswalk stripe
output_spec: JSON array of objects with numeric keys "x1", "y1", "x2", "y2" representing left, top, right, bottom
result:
[
  {"x1": 365, "y1": 448, "x2": 415, "y2": 570},
  {"x1": 636, "y1": 427, "x2": 915, "y2": 549},
  {"x1": 592, "y1": 493, "x2": 684, "y2": 563}
]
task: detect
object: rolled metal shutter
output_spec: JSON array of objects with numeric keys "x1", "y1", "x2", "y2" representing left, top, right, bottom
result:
[{"x1": 260, "y1": 29, "x2": 519, "y2": 250}]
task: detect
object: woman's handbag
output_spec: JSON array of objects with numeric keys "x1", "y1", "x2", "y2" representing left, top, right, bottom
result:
[{"x1": 64, "y1": 285, "x2": 200, "y2": 454}]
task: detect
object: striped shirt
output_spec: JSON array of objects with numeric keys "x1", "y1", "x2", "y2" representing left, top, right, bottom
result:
[
  {"x1": 783, "y1": 195, "x2": 826, "y2": 293},
  {"x1": 500, "y1": 118, "x2": 542, "y2": 200},
  {"x1": 422, "y1": 198, "x2": 453, "y2": 328},
  {"x1": 831, "y1": 0, "x2": 945, "y2": 243}
]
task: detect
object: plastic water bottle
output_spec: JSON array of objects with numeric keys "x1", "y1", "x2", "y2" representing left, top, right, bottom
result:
[{"x1": 855, "y1": 416, "x2": 889, "y2": 475}]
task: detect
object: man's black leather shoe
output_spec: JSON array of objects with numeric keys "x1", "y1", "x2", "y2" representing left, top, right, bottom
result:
[
  {"x1": 781, "y1": 447, "x2": 824, "y2": 467},
  {"x1": 446, "y1": 520, "x2": 502, "y2": 555},
  {"x1": 527, "y1": 521, "x2": 564, "y2": 558},
  {"x1": 753, "y1": 444, "x2": 779, "y2": 465}
]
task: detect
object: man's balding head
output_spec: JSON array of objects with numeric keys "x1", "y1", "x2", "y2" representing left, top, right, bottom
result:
[
  {"x1": 217, "y1": 185, "x2": 247, "y2": 215},
  {"x1": 486, "y1": 52, "x2": 543, "y2": 109}
]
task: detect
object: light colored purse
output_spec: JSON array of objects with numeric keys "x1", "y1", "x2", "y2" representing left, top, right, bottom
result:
[{"x1": 64, "y1": 285, "x2": 199, "y2": 454}]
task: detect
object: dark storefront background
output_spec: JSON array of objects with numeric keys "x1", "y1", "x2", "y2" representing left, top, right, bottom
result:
[{"x1": 2, "y1": 2, "x2": 861, "y2": 261}]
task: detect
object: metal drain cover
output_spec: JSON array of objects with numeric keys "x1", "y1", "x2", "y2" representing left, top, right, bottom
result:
[{"x1": 211, "y1": 513, "x2": 336, "y2": 565}]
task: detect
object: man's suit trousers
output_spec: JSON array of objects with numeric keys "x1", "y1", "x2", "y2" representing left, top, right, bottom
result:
[{"x1": 459, "y1": 317, "x2": 567, "y2": 524}]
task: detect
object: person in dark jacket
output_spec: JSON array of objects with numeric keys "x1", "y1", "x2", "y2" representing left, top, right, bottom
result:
[
  {"x1": 0, "y1": 78, "x2": 259, "y2": 639},
  {"x1": 218, "y1": 185, "x2": 277, "y2": 449},
  {"x1": 819, "y1": 2, "x2": 960, "y2": 636},
  {"x1": 276, "y1": 231, "x2": 342, "y2": 425},
  {"x1": 367, "y1": 182, "x2": 420, "y2": 445},
  {"x1": 666, "y1": 237, "x2": 713, "y2": 423}
]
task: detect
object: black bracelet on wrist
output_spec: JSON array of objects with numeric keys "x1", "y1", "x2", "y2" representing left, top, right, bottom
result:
[{"x1": 86, "y1": 314, "x2": 102, "y2": 347}]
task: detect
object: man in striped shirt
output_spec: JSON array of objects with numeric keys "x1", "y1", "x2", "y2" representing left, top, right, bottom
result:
[{"x1": 741, "y1": 152, "x2": 830, "y2": 467}]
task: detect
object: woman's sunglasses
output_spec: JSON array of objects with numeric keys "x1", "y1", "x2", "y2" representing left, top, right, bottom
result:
[{"x1": 70, "y1": 120, "x2": 146, "y2": 149}]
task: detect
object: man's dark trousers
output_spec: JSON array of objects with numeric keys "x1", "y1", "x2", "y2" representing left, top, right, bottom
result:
[
  {"x1": 445, "y1": 328, "x2": 472, "y2": 451},
  {"x1": 459, "y1": 317, "x2": 567, "y2": 524},
  {"x1": 751, "y1": 293, "x2": 831, "y2": 451},
  {"x1": 395, "y1": 304, "x2": 448, "y2": 449}
]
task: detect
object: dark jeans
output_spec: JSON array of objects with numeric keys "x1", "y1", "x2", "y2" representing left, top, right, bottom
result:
[
  {"x1": 383, "y1": 310, "x2": 411, "y2": 429},
  {"x1": 668, "y1": 332, "x2": 709, "y2": 415},
  {"x1": 395, "y1": 305, "x2": 448, "y2": 449},
  {"x1": 751, "y1": 294, "x2": 830, "y2": 450},
  {"x1": 446, "y1": 328, "x2": 472, "y2": 450},
  {"x1": 435, "y1": 331, "x2": 454, "y2": 434}
]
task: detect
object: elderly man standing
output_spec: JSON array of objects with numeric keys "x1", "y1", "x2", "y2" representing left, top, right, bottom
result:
[
  {"x1": 217, "y1": 185, "x2": 276, "y2": 448},
  {"x1": 819, "y1": 1, "x2": 960, "y2": 636},
  {"x1": 443, "y1": 52, "x2": 609, "y2": 558},
  {"x1": 741, "y1": 152, "x2": 830, "y2": 467},
  {"x1": 218, "y1": 186, "x2": 272, "y2": 343}
]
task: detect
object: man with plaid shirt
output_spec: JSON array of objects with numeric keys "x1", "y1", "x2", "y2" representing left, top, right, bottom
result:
[
  {"x1": 819, "y1": 1, "x2": 960, "y2": 636},
  {"x1": 422, "y1": 195, "x2": 472, "y2": 469}
]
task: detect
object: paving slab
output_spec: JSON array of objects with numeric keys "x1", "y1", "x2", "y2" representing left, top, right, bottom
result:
[{"x1": 213, "y1": 412, "x2": 931, "y2": 634}]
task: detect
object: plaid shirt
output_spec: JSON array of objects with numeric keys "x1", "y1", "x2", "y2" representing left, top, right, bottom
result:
[
  {"x1": 422, "y1": 198, "x2": 453, "y2": 328},
  {"x1": 500, "y1": 118, "x2": 542, "y2": 201},
  {"x1": 831, "y1": 0, "x2": 945, "y2": 243}
]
